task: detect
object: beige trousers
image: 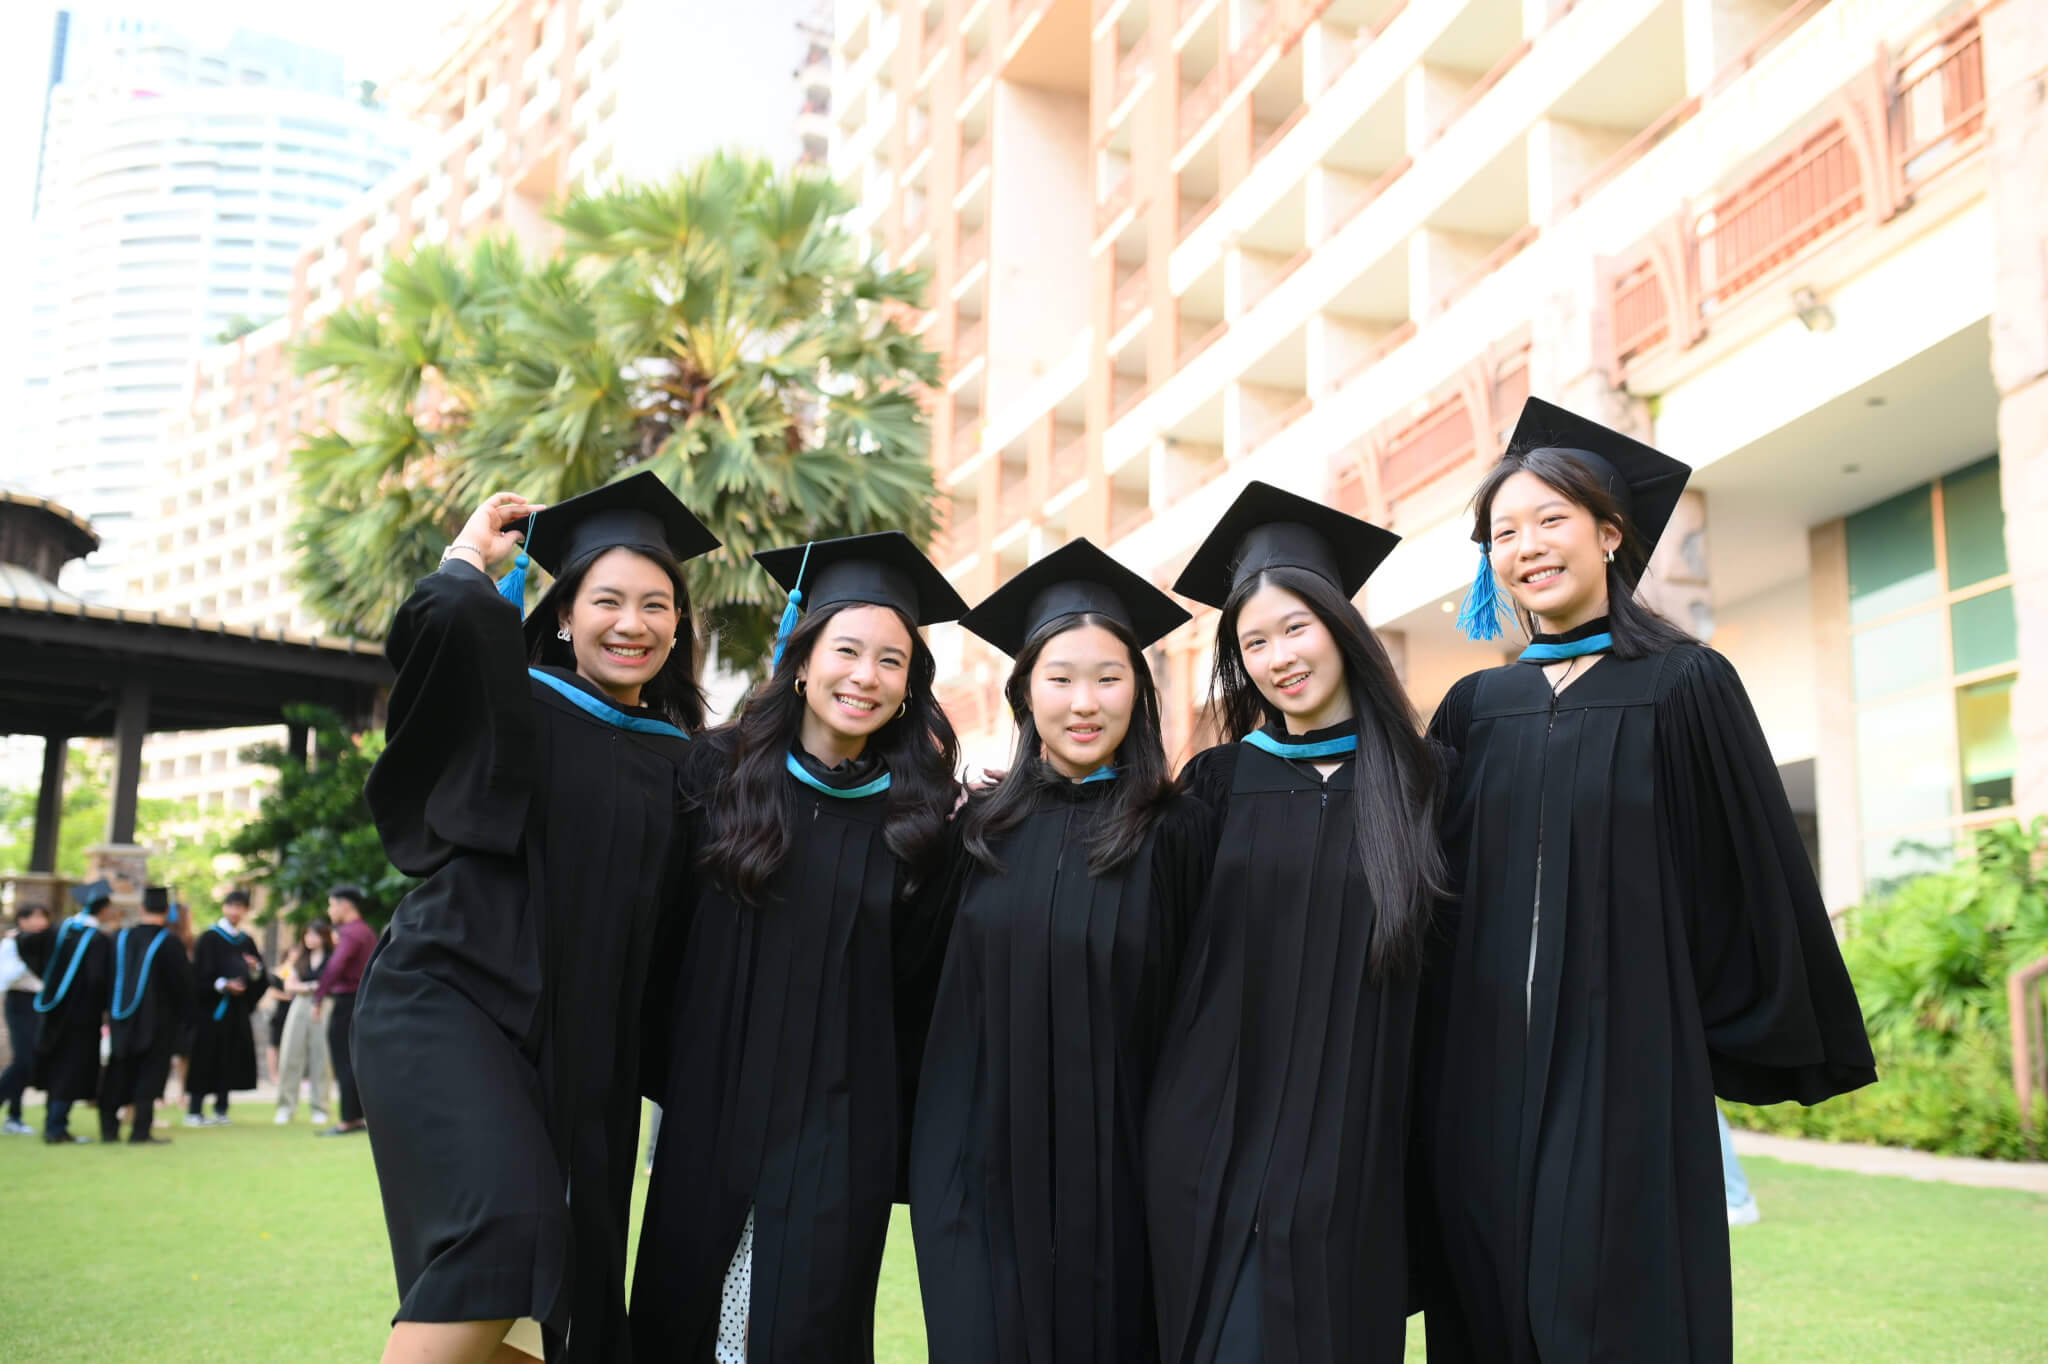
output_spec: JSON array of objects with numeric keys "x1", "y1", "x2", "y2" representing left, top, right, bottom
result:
[{"x1": 275, "y1": 993, "x2": 331, "y2": 1116}]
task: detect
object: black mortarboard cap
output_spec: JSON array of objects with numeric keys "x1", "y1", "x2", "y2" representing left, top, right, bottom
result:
[
  {"x1": 523, "y1": 471, "x2": 720, "y2": 576},
  {"x1": 1173, "y1": 480, "x2": 1400, "y2": 609},
  {"x1": 754, "y1": 531, "x2": 968, "y2": 628},
  {"x1": 70, "y1": 878, "x2": 113, "y2": 911},
  {"x1": 1497, "y1": 397, "x2": 1692, "y2": 553},
  {"x1": 960, "y1": 537, "x2": 1191, "y2": 656},
  {"x1": 142, "y1": 886, "x2": 171, "y2": 914}
]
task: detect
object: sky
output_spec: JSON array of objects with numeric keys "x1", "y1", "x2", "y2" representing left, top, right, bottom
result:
[{"x1": 0, "y1": 1, "x2": 469, "y2": 410}]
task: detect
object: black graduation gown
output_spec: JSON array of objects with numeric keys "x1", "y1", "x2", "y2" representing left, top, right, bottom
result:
[
  {"x1": 105, "y1": 922, "x2": 192, "y2": 1104},
  {"x1": 355, "y1": 561, "x2": 689, "y2": 1364},
  {"x1": 633, "y1": 739, "x2": 950, "y2": 1363},
  {"x1": 1418, "y1": 644, "x2": 1876, "y2": 1364},
  {"x1": 186, "y1": 924, "x2": 265, "y2": 1094},
  {"x1": 1145, "y1": 727, "x2": 1431, "y2": 1364},
  {"x1": 30, "y1": 918, "x2": 110, "y2": 1103},
  {"x1": 911, "y1": 775, "x2": 1213, "y2": 1364}
]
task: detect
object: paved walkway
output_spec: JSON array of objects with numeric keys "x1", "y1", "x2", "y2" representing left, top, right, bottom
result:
[{"x1": 1730, "y1": 1129, "x2": 2048, "y2": 1194}]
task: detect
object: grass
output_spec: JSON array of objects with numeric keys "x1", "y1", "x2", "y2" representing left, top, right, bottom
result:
[{"x1": 2, "y1": 1101, "x2": 2044, "y2": 1360}]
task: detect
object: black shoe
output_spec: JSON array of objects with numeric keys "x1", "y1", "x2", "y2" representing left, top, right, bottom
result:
[
  {"x1": 43, "y1": 1132, "x2": 90, "y2": 1145},
  {"x1": 316, "y1": 1123, "x2": 366, "y2": 1138}
]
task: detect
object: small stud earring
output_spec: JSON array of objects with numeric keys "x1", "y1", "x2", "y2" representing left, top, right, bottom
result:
[
  {"x1": 1605, "y1": 548, "x2": 1615, "y2": 565},
  {"x1": 556, "y1": 626, "x2": 572, "y2": 642}
]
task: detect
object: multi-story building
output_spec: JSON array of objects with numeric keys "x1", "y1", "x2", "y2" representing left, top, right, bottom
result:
[
  {"x1": 831, "y1": 0, "x2": 2045, "y2": 911},
  {"x1": 133, "y1": 0, "x2": 821, "y2": 814},
  {"x1": 18, "y1": 16, "x2": 413, "y2": 599}
]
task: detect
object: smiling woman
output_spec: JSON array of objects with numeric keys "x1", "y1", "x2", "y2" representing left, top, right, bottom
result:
[{"x1": 634, "y1": 531, "x2": 967, "y2": 1363}]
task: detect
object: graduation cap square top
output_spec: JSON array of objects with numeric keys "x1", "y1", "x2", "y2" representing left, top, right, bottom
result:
[
  {"x1": 755, "y1": 531, "x2": 968, "y2": 629},
  {"x1": 142, "y1": 886, "x2": 172, "y2": 915},
  {"x1": 1173, "y1": 480, "x2": 1400, "y2": 610},
  {"x1": 70, "y1": 878, "x2": 113, "y2": 911},
  {"x1": 960, "y1": 537, "x2": 1191, "y2": 656},
  {"x1": 1495, "y1": 397, "x2": 1692, "y2": 553},
  {"x1": 522, "y1": 471, "x2": 720, "y2": 577}
]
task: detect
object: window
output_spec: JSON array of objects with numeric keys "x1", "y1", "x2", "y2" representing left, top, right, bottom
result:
[{"x1": 1846, "y1": 456, "x2": 2016, "y2": 895}]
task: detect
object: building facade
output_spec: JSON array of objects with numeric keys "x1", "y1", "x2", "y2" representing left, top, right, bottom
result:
[
  {"x1": 131, "y1": 0, "x2": 821, "y2": 815},
  {"x1": 830, "y1": 0, "x2": 2044, "y2": 911},
  {"x1": 18, "y1": 17, "x2": 413, "y2": 600}
]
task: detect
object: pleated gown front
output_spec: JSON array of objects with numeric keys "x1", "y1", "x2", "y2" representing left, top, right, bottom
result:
[
  {"x1": 1144, "y1": 725, "x2": 1427, "y2": 1364},
  {"x1": 910, "y1": 775, "x2": 1214, "y2": 1364},
  {"x1": 634, "y1": 740, "x2": 949, "y2": 1362},
  {"x1": 1417, "y1": 645, "x2": 1876, "y2": 1363}
]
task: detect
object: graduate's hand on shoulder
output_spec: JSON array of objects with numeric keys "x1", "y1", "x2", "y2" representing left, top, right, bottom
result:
[{"x1": 455, "y1": 492, "x2": 548, "y2": 573}]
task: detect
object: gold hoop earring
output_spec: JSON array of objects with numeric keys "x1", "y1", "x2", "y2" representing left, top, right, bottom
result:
[
  {"x1": 896, "y1": 699, "x2": 908, "y2": 720},
  {"x1": 794, "y1": 677, "x2": 806, "y2": 696}
]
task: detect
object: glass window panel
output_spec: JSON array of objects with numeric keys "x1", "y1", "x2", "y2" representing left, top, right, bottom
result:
[
  {"x1": 1846, "y1": 483, "x2": 1937, "y2": 623},
  {"x1": 1854, "y1": 690, "x2": 1956, "y2": 831},
  {"x1": 1862, "y1": 830, "x2": 1954, "y2": 900},
  {"x1": 1941, "y1": 456, "x2": 2007, "y2": 590},
  {"x1": 1850, "y1": 609, "x2": 1943, "y2": 701},
  {"x1": 1956, "y1": 674, "x2": 2018, "y2": 812},
  {"x1": 1951, "y1": 586, "x2": 2017, "y2": 674}
]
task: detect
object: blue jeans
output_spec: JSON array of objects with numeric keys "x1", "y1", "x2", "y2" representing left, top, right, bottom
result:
[
  {"x1": 0, "y1": 992, "x2": 40, "y2": 1122},
  {"x1": 1717, "y1": 1109, "x2": 1752, "y2": 1209},
  {"x1": 45, "y1": 1098, "x2": 72, "y2": 1139}
]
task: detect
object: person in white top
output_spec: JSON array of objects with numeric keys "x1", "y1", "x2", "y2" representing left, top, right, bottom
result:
[{"x1": 0, "y1": 904, "x2": 52, "y2": 1135}]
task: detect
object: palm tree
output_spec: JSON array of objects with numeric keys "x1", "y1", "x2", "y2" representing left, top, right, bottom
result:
[{"x1": 292, "y1": 151, "x2": 941, "y2": 672}]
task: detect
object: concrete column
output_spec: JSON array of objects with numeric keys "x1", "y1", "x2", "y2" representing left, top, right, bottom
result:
[
  {"x1": 1640, "y1": 489, "x2": 1713, "y2": 639},
  {"x1": 1527, "y1": 117, "x2": 1633, "y2": 226},
  {"x1": 1407, "y1": 228, "x2": 1495, "y2": 320},
  {"x1": 1986, "y1": 0, "x2": 2048, "y2": 822},
  {"x1": 1404, "y1": 63, "x2": 1476, "y2": 154},
  {"x1": 1308, "y1": 166, "x2": 1372, "y2": 242},
  {"x1": 106, "y1": 678, "x2": 151, "y2": 847},
  {"x1": 1681, "y1": 0, "x2": 1792, "y2": 96},
  {"x1": 1807, "y1": 519, "x2": 1861, "y2": 910},
  {"x1": 30, "y1": 735, "x2": 67, "y2": 874}
]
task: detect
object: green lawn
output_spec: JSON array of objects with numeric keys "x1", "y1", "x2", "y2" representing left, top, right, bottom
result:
[{"x1": 2, "y1": 1101, "x2": 2043, "y2": 1360}]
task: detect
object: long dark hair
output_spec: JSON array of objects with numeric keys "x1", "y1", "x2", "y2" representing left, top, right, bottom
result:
[
  {"x1": 1469, "y1": 447, "x2": 1695, "y2": 659},
  {"x1": 699, "y1": 602, "x2": 960, "y2": 905},
  {"x1": 961, "y1": 613, "x2": 1174, "y2": 878},
  {"x1": 526, "y1": 546, "x2": 708, "y2": 731},
  {"x1": 292, "y1": 921, "x2": 334, "y2": 968},
  {"x1": 1211, "y1": 566, "x2": 1447, "y2": 980}
]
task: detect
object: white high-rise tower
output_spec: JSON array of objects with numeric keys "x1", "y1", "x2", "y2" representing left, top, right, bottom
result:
[{"x1": 17, "y1": 14, "x2": 416, "y2": 597}]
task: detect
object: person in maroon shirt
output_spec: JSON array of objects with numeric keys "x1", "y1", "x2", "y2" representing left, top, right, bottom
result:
[{"x1": 317, "y1": 885, "x2": 376, "y2": 1136}]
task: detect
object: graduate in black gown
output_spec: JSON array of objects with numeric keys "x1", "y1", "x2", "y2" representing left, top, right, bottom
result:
[
  {"x1": 355, "y1": 476, "x2": 718, "y2": 1364},
  {"x1": 31, "y1": 879, "x2": 115, "y2": 1145},
  {"x1": 185, "y1": 889, "x2": 266, "y2": 1124},
  {"x1": 100, "y1": 885, "x2": 191, "y2": 1145},
  {"x1": 634, "y1": 532, "x2": 964, "y2": 1364},
  {"x1": 1144, "y1": 484, "x2": 1450, "y2": 1364},
  {"x1": 1417, "y1": 398, "x2": 1877, "y2": 1364},
  {"x1": 912, "y1": 538, "x2": 1214, "y2": 1364}
]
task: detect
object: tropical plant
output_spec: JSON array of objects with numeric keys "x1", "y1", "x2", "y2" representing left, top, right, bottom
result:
[
  {"x1": 0, "y1": 744, "x2": 237, "y2": 917},
  {"x1": 292, "y1": 151, "x2": 942, "y2": 672},
  {"x1": 226, "y1": 705, "x2": 414, "y2": 929},
  {"x1": 1725, "y1": 817, "x2": 2048, "y2": 1159}
]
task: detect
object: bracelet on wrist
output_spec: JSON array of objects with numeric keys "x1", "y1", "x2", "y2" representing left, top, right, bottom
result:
[{"x1": 440, "y1": 544, "x2": 487, "y2": 567}]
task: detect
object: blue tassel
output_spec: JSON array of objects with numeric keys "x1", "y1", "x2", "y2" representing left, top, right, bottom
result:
[
  {"x1": 1455, "y1": 547, "x2": 1505, "y2": 641},
  {"x1": 771, "y1": 588, "x2": 803, "y2": 668},
  {"x1": 496, "y1": 512, "x2": 536, "y2": 614},
  {"x1": 771, "y1": 541, "x2": 815, "y2": 669}
]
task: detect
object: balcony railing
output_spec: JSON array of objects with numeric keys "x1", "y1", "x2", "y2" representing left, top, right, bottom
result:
[
  {"x1": 1051, "y1": 437, "x2": 1087, "y2": 489},
  {"x1": 944, "y1": 508, "x2": 980, "y2": 553},
  {"x1": 1113, "y1": 268, "x2": 1150, "y2": 330},
  {"x1": 958, "y1": 226, "x2": 990, "y2": 277},
  {"x1": 960, "y1": 135, "x2": 992, "y2": 185},
  {"x1": 1227, "y1": 8, "x2": 1278, "y2": 88},
  {"x1": 1245, "y1": 392, "x2": 1313, "y2": 455},
  {"x1": 954, "y1": 317, "x2": 988, "y2": 369},
  {"x1": 1114, "y1": 36, "x2": 1150, "y2": 106},
  {"x1": 950, "y1": 417, "x2": 985, "y2": 465},
  {"x1": 1604, "y1": 14, "x2": 1986, "y2": 378},
  {"x1": 1178, "y1": 316, "x2": 1229, "y2": 367},
  {"x1": 1097, "y1": 174, "x2": 1136, "y2": 237},
  {"x1": 1179, "y1": 65, "x2": 1227, "y2": 147},
  {"x1": 961, "y1": 38, "x2": 992, "y2": 93},
  {"x1": 1380, "y1": 393, "x2": 1475, "y2": 504}
]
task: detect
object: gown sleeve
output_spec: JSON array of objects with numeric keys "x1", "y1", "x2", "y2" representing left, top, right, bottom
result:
[
  {"x1": 1425, "y1": 671, "x2": 1481, "y2": 756},
  {"x1": 640, "y1": 743, "x2": 722, "y2": 1103},
  {"x1": 1173, "y1": 743, "x2": 1237, "y2": 819},
  {"x1": 1655, "y1": 646, "x2": 1878, "y2": 1106},
  {"x1": 365, "y1": 560, "x2": 538, "y2": 875},
  {"x1": 891, "y1": 814, "x2": 969, "y2": 1200}
]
